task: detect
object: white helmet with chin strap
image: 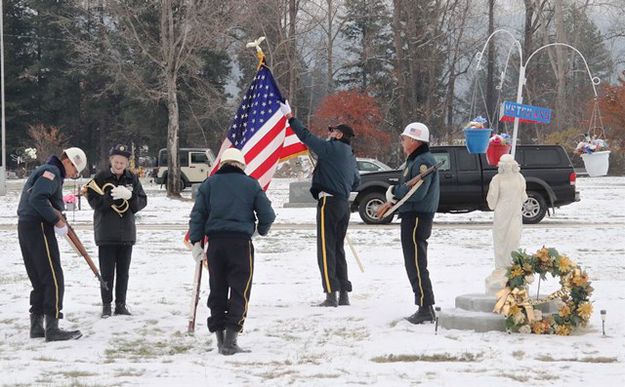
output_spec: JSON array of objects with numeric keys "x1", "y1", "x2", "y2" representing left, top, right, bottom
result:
[
  {"x1": 63, "y1": 147, "x2": 88, "y2": 173},
  {"x1": 401, "y1": 122, "x2": 430, "y2": 143}
]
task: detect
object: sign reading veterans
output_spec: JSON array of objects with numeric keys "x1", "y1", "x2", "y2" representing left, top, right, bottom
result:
[{"x1": 499, "y1": 101, "x2": 552, "y2": 124}]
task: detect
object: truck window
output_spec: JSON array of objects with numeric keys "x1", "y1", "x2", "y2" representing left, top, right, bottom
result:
[
  {"x1": 522, "y1": 149, "x2": 561, "y2": 167},
  {"x1": 456, "y1": 149, "x2": 478, "y2": 171},
  {"x1": 432, "y1": 152, "x2": 451, "y2": 171},
  {"x1": 190, "y1": 152, "x2": 209, "y2": 164}
]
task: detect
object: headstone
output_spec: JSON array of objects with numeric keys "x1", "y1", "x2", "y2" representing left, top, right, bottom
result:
[{"x1": 283, "y1": 181, "x2": 316, "y2": 208}]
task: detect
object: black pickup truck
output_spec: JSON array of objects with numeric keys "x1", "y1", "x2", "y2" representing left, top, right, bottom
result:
[{"x1": 352, "y1": 145, "x2": 580, "y2": 224}]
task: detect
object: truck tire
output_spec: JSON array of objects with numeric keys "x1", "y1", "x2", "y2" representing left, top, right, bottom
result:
[
  {"x1": 358, "y1": 191, "x2": 393, "y2": 225},
  {"x1": 162, "y1": 173, "x2": 186, "y2": 191},
  {"x1": 522, "y1": 191, "x2": 547, "y2": 224}
]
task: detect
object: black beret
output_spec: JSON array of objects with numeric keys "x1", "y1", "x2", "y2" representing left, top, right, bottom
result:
[
  {"x1": 328, "y1": 124, "x2": 355, "y2": 139},
  {"x1": 109, "y1": 144, "x2": 131, "y2": 158}
]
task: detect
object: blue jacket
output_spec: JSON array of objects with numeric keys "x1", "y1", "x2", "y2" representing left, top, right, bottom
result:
[
  {"x1": 188, "y1": 165, "x2": 276, "y2": 242},
  {"x1": 288, "y1": 117, "x2": 360, "y2": 200},
  {"x1": 17, "y1": 156, "x2": 66, "y2": 224},
  {"x1": 393, "y1": 144, "x2": 440, "y2": 215}
]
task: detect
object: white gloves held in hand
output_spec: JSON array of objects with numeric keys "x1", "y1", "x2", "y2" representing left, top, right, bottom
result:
[
  {"x1": 279, "y1": 100, "x2": 291, "y2": 117},
  {"x1": 385, "y1": 185, "x2": 397, "y2": 204},
  {"x1": 54, "y1": 224, "x2": 68, "y2": 236},
  {"x1": 111, "y1": 185, "x2": 132, "y2": 200},
  {"x1": 192, "y1": 242, "x2": 205, "y2": 263}
]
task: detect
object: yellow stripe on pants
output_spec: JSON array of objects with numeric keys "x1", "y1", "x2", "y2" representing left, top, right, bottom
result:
[
  {"x1": 237, "y1": 241, "x2": 254, "y2": 329},
  {"x1": 412, "y1": 219, "x2": 425, "y2": 306},
  {"x1": 41, "y1": 223, "x2": 60, "y2": 318},
  {"x1": 320, "y1": 197, "x2": 332, "y2": 293}
]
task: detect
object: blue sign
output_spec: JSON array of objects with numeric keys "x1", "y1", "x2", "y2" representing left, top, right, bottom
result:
[{"x1": 499, "y1": 101, "x2": 552, "y2": 124}]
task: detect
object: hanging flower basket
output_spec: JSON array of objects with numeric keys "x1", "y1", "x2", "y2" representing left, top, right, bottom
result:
[
  {"x1": 486, "y1": 133, "x2": 512, "y2": 166},
  {"x1": 581, "y1": 151, "x2": 610, "y2": 177},
  {"x1": 463, "y1": 116, "x2": 491, "y2": 154},
  {"x1": 575, "y1": 129, "x2": 610, "y2": 177}
]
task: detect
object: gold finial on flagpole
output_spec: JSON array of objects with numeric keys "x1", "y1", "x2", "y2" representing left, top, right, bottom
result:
[{"x1": 246, "y1": 36, "x2": 266, "y2": 69}]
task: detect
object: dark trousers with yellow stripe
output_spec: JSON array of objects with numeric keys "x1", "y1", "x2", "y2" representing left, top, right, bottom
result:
[
  {"x1": 316, "y1": 196, "x2": 352, "y2": 294},
  {"x1": 400, "y1": 213, "x2": 435, "y2": 306},
  {"x1": 205, "y1": 236, "x2": 254, "y2": 333},
  {"x1": 18, "y1": 220, "x2": 65, "y2": 319}
]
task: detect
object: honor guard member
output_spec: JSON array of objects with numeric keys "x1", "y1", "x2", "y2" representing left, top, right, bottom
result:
[
  {"x1": 17, "y1": 147, "x2": 87, "y2": 341},
  {"x1": 86, "y1": 144, "x2": 147, "y2": 317},
  {"x1": 189, "y1": 148, "x2": 275, "y2": 355},
  {"x1": 377, "y1": 123, "x2": 440, "y2": 324},
  {"x1": 279, "y1": 101, "x2": 360, "y2": 307}
]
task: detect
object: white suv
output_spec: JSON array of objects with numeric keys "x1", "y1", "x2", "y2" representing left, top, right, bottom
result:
[{"x1": 154, "y1": 148, "x2": 215, "y2": 189}]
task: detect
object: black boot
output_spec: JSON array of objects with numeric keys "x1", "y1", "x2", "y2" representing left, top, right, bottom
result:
[
  {"x1": 215, "y1": 330, "x2": 225, "y2": 351},
  {"x1": 30, "y1": 314, "x2": 45, "y2": 338},
  {"x1": 317, "y1": 292, "x2": 338, "y2": 307},
  {"x1": 45, "y1": 315, "x2": 82, "y2": 342},
  {"x1": 338, "y1": 291, "x2": 350, "y2": 306},
  {"x1": 101, "y1": 304, "x2": 112, "y2": 318},
  {"x1": 219, "y1": 328, "x2": 250, "y2": 355},
  {"x1": 405, "y1": 305, "x2": 436, "y2": 325},
  {"x1": 114, "y1": 303, "x2": 132, "y2": 316}
]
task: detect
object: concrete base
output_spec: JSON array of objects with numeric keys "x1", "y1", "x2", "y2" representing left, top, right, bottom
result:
[
  {"x1": 439, "y1": 293, "x2": 558, "y2": 332},
  {"x1": 283, "y1": 181, "x2": 316, "y2": 208}
]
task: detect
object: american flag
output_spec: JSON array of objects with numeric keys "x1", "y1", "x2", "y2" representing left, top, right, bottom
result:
[{"x1": 209, "y1": 62, "x2": 307, "y2": 190}]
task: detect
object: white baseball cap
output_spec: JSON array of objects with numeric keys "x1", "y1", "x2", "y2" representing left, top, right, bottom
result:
[{"x1": 401, "y1": 122, "x2": 430, "y2": 143}]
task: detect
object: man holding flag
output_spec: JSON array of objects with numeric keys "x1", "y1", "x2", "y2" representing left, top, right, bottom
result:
[
  {"x1": 188, "y1": 47, "x2": 298, "y2": 354},
  {"x1": 279, "y1": 101, "x2": 360, "y2": 307}
]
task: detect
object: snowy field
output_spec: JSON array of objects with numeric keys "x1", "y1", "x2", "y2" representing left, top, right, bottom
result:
[{"x1": 0, "y1": 176, "x2": 623, "y2": 386}]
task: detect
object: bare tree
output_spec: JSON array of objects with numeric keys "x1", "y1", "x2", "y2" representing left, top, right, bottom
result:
[{"x1": 76, "y1": 1, "x2": 236, "y2": 197}]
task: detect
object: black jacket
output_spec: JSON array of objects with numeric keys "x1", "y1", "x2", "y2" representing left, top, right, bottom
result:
[
  {"x1": 17, "y1": 156, "x2": 66, "y2": 224},
  {"x1": 189, "y1": 165, "x2": 276, "y2": 242},
  {"x1": 288, "y1": 117, "x2": 360, "y2": 200},
  {"x1": 87, "y1": 169, "x2": 147, "y2": 246}
]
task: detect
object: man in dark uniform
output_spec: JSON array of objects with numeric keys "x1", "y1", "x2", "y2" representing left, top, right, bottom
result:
[
  {"x1": 377, "y1": 122, "x2": 440, "y2": 324},
  {"x1": 17, "y1": 147, "x2": 88, "y2": 341},
  {"x1": 86, "y1": 144, "x2": 147, "y2": 317},
  {"x1": 279, "y1": 101, "x2": 360, "y2": 307},
  {"x1": 189, "y1": 148, "x2": 275, "y2": 356}
]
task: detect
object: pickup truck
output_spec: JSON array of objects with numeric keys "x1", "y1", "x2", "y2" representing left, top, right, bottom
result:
[{"x1": 351, "y1": 145, "x2": 580, "y2": 224}]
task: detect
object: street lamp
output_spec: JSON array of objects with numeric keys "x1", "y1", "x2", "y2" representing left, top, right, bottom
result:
[
  {"x1": 475, "y1": 30, "x2": 600, "y2": 158},
  {"x1": 0, "y1": 0, "x2": 7, "y2": 196}
]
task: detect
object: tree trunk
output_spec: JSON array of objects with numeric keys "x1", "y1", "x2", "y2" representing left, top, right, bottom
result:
[
  {"x1": 326, "y1": 0, "x2": 334, "y2": 93},
  {"x1": 288, "y1": 0, "x2": 298, "y2": 102},
  {"x1": 166, "y1": 74, "x2": 181, "y2": 197},
  {"x1": 554, "y1": 0, "x2": 567, "y2": 132}
]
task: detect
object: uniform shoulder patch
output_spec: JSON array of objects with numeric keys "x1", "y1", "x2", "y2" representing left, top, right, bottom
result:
[
  {"x1": 419, "y1": 164, "x2": 428, "y2": 174},
  {"x1": 42, "y1": 171, "x2": 56, "y2": 181}
]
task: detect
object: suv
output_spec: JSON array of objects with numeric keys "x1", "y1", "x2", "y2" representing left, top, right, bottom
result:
[
  {"x1": 154, "y1": 148, "x2": 215, "y2": 189},
  {"x1": 352, "y1": 145, "x2": 579, "y2": 224}
]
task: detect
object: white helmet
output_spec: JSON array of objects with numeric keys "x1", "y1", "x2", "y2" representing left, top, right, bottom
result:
[
  {"x1": 63, "y1": 147, "x2": 88, "y2": 173},
  {"x1": 401, "y1": 122, "x2": 430, "y2": 143},
  {"x1": 220, "y1": 148, "x2": 246, "y2": 168}
]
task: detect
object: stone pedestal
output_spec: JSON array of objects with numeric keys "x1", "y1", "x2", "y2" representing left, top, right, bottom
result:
[{"x1": 438, "y1": 293, "x2": 558, "y2": 333}]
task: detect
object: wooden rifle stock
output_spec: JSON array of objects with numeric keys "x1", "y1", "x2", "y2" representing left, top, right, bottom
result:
[{"x1": 64, "y1": 224, "x2": 109, "y2": 291}]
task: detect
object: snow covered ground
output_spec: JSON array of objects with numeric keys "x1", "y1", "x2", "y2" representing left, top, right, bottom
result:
[{"x1": 0, "y1": 176, "x2": 623, "y2": 386}]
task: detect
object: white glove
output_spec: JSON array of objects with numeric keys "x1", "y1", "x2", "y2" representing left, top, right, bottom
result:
[
  {"x1": 111, "y1": 185, "x2": 132, "y2": 200},
  {"x1": 385, "y1": 185, "x2": 397, "y2": 204},
  {"x1": 191, "y1": 242, "x2": 205, "y2": 263},
  {"x1": 279, "y1": 100, "x2": 291, "y2": 117},
  {"x1": 54, "y1": 224, "x2": 68, "y2": 236}
]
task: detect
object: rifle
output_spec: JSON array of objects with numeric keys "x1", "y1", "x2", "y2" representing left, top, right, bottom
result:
[
  {"x1": 379, "y1": 160, "x2": 445, "y2": 219},
  {"x1": 184, "y1": 231, "x2": 207, "y2": 333},
  {"x1": 54, "y1": 210, "x2": 108, "y2": 290}
]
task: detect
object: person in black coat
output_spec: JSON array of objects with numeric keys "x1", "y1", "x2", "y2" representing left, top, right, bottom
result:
[
  {"x1": 86, "y1": 144, "x2": 147, "y2": 317},
  {"x1": 17, "y1": 147, "x2": 87, "y2": 341},
  {"x1": 279, "y1": 101, "x2": 360, "y2": 307},
  {"x1": 189, "y1": 148, "x2": 275, "y2": 355}
]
